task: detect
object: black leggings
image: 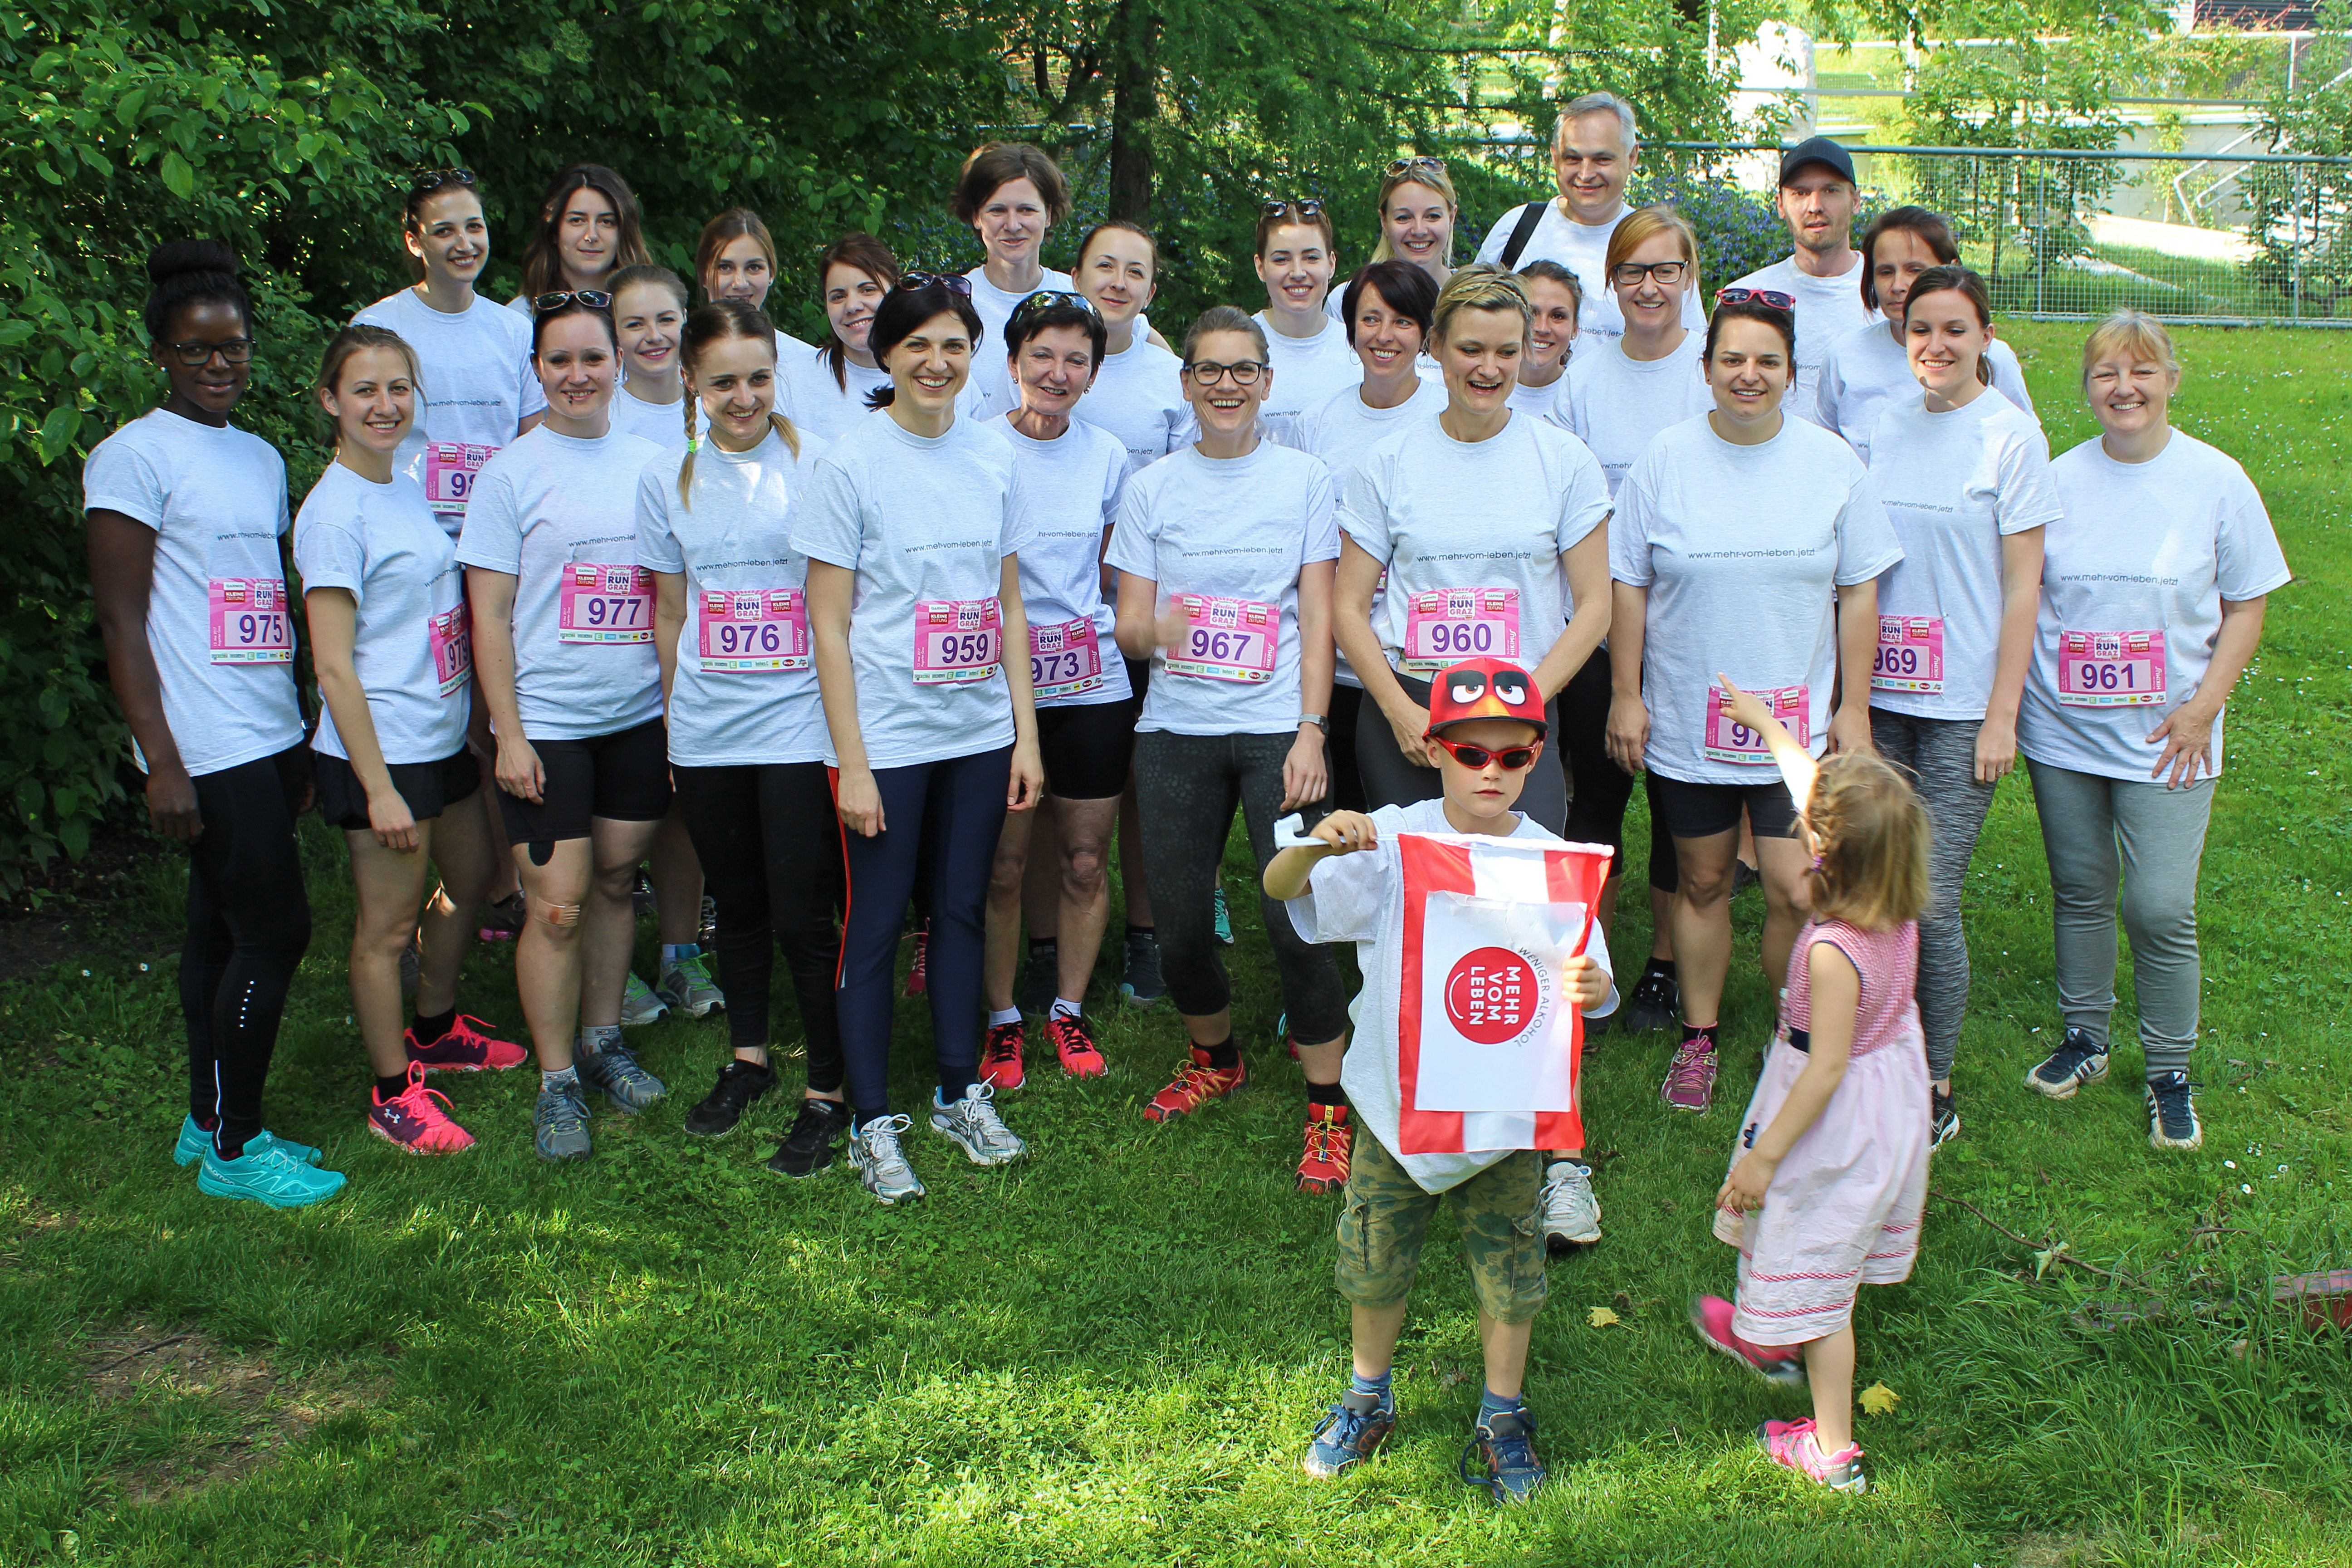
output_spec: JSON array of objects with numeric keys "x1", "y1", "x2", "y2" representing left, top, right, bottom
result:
[
  {"x1": 1558, "y1": 647, "x2": 1636, "y2": 878},
  {"x1": 181, "y1": 746, "x2": 313, "y2": 1154},
  {"x1": 671, "y1": 762, "x2": 846, "y2": 1090}
]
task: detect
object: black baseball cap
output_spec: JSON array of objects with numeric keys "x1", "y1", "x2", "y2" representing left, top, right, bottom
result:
[{"x1": 1779, "y1": 135, "x2": 1856, "y2": 186}]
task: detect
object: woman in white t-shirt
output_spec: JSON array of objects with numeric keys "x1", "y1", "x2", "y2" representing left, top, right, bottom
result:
[
  {"x1": 507, "y1": 163, "x2": 652, "y2": 313},
  {"x1": 1864, "y1": 266, "x2": 2059, "y2": 1149},
  {"x1": 797, "y1": 274, "x2": 1046, "y2": 1205},
  {"x1": 1109, "y1": 306, "x2": 1352, "y2": 1192},
  {"x1": 1507, "y1": 260, "x2": 1580, "y2": 426},
  {"x1": 607, "y1": 265, "x2": 690, "y2": 450},
  {"x1": 696, "y1": 208, "x2": 818, "y2": 372},
  {"x1": 2018, "y1": 312, "x2": 2290, "y2": 1154},
  {"x1": 955, "y1": 143, "x2": 1076, "y2": 418},
  {"x1": 459, "y1": 294, "x2": 672, "y2": 1163},
  {"x1": 1253, "y1": 200, "x2": 1362, "y2": 447},
  {"x1": 1361, "y1": 157, "x2": 1457, "y2": 295},
  {"x1": 1607, "y1": 294, "x2": 1902, "y2": 1116},
  {"x1": 781, "y1": 233, "x2": 894, "y2": 442},
  {"x1": 1071, "y1": 221, "x2": 1193, "y2": 474},
  {"x1": 297, "y1": 325, "x2": 524, "y2": 1159},
  {"x1": 85, "y1": 242, "x2": 335, "y2": 1206}
]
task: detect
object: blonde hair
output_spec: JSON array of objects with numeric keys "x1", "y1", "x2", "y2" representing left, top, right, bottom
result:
[
  {"x1": 1431, "y1": 263, "x2": 1531, "y2": 343},
  {"x1": 1603, "y1": 205, "x2": 1699, "y2": 285},
  {"x1": 1803, "y1": 753, "x2": 1930, "y2": 931},
  {"x1": 676, "y1": 300, "x2": 799, "y2": 510},
  {"x1": 2080, "y1": 309, "x2": 2180, "y2": 389},
  {"x1": 1369, "y1": 161, "x2": 1457, "y2": 267}
]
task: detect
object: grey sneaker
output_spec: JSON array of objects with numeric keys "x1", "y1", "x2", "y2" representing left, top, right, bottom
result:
[
  {"x1": 577, "y1": 1040, "x2": 666, "y2": 1112},
  {"x1": 534, "y1": 1081, "x2": 593, "y2": 1161},
  {"x1": 2025, "y1": 1027, "x2": 2108, "y2": 1099},
  {"x1": 620, "y1": 971, "x2": 669, "y2": 1028},
  {"x1": 849, "y1": 1114, "x2": 926, "y2": 1204},
  {"x1": 930, "y1": 1082, "x2": 1026, "y2": 1166},
  {"x1": 1540, "y1": 1160, "x2": 1602, "y2": 1252},
  {"x1": 657, "y1": 948, "x2": 725, "y2": 1018}
]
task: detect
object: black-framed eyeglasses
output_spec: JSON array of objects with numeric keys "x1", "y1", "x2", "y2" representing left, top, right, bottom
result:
[
  {"x1": 534, "y1": 289, "x2": 612, "y2": 312},
  {"x1": 897, "y1": 271, "x2": 975, "y2": 298},
  {"x1": 1183, "y1": 360, "x2": 1266, "y2": 387},
  {"x1": 1612, "y1": 260, "x2": 1689, "y2": 287},
  {"x1": 158, "y1": 337, "x2": 256, "y2": 367},
  {"x1": 1430, "y1": 736, "x2": 1544, "y2": 772},
  {"x1": 1715, "y1": 286, "x2": 1794, "y2": 311},
  {"x1": 1260, "y1": 199, "x2": 1326, "y2": 221},
  {"x1": 1385, "y1": 156, "x2": 1448, "y2": 181},
  {"x1": 410, "y1": 167, "x2": 476, "y2": 195}
]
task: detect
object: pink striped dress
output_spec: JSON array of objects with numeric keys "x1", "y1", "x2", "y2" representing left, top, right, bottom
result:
[{"x1": 1713, "y1": 916, "x2": 1931, "y2": 1347}]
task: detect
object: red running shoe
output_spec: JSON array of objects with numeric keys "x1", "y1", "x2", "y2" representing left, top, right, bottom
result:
[
  {"x1": 1142, "y1": 1046, "x2": 1245, "y2": 1122},
  {"x1": 904, "y1": 923, "x2": 929, "y2": 996},
  {"x1": 980, "y1": 1020, "x2": 1026, "y2": 1091},
  {"x1": 405, "y1": 1014, "x2": 526, "y2": 1073},
  {"x1": 1046, "y1": 1014, "x2": 1107, "y2": 1078},
  {"x1": 1296, "y1": 1103, "x2": 1352, "y2": 1193},
  {"x1": 368, "y1": 1063, "x2": 475, "y2": 1154}
]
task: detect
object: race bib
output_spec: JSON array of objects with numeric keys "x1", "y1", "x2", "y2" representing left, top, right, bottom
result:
[
  {"x1": 698, "y1": 588, "x2": 808, "y2": 672},
  {"x1": 425, "y1": 442, "x2": 495, "y2": 517},
  {"x1": 1029, "y1": 616, "x2": 1104, "y2": 701},
  {"x1": 557, "y1": 563, "x2": 655, "y2": 644},
  {"x1": 1402, "y1": 587, "x2": 1520, "y2": 673},
  {"x1": 429, "y1": 603, "x2": 473, "y2": 696},
  {"x1": 913, "y1": 598, "x2": 1003, "y2": 685},
  {"x1": 2057, "y1": 628, "x2": 2166, "y2": 707},
  {"x1": 1164, "y1": 594, "x2": 1278, "y2": 683},
  {"x1": 207, "y1": 577, "x2": 294, "y2": 665},
  {"x1": 1704, "y1": 684, "x2": 1809, "y2": 764},
  {"x1": 1872, "y1": 616, "x2": 1945, "y2": 695}
]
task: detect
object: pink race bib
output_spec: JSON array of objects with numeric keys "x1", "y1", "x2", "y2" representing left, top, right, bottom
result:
[
  {"x1": 1165, "y1": 594, "x2": 1278, "y2": 683},
  {"x1": 1402, "y1": 587, "x2": 1520, "y2": 673},
  {"x1": 2058, "y1": 628, "x2": 2166, "y2": 707},
  {"x1": 1029, "y1": 616, "x2": 1104, "y2": 700},
  {"x1": 429, "y1": 603, "x2": 473, "y2": 696},
  {"x1": 1871, "y1": 616, "x2": 1945, "y2": 695},
  {"x1": 1704, "y1": 684, "x2": 1809, "y2": 765},
  {"x1": 425, "y1": 442, "x2": 495, "y2": 516},
  {"x1": 698, "y1": 588, "x2": 808, "y2": 672},
  {"x1": 207, "y1": 577, "x2": 294, "y2": 665},
  {"x1": 557, "y1": 564, "x2": 654, "y2": 644},
  {"x1": 913, "y1": 598, "x2": 1003, "y2": 685}
]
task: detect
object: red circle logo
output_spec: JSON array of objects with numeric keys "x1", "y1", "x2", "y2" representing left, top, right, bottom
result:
[{"x1": 1444, "y1": 946, "x2": 1539, "y2": 1044}]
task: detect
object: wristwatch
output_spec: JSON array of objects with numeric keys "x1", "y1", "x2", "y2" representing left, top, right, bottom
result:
[{"x1": 1298, "y1": 713, "x2": 1329, "y2": 733}]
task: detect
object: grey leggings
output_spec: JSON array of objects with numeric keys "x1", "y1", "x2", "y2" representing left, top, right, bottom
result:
[
  {"x1": 1871, "y1": 711, "x2": 1997, "y2": 1083},
  {"x1": 2024, "y1": 758, "x2": 2215, "y2": 1078}
]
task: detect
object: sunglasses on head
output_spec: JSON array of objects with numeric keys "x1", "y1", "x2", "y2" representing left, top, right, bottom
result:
[
  {"x1": 1385, "y1": 156, "x2": 1447, "y2": 180},
  {"x1": 410, "y1": 167, "x2": 476, "y2": 194},
  {"x1": 1429, "y1": 736, "x2": 1544, "y2": 772},
  {"x1": 1012, "y1": 289, "x2": 1098, "y2": 319},
  {"x1": 897, "y1": 271, "x2": 975, "y2": 297},
  {"x1": 1261, "y1": 198, "x2": 1326, "y2": 220},
  {"x1": 534, "y1": 289, "x2": 612, "y2": 312},
  {"x1": 1715, "y1": 286, "x2": 1795, "y2": 312}
]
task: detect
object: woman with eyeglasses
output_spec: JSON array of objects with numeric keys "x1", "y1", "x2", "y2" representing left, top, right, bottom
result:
[
  {"x1": 697, "y1": 208, "x2": 818, "y2": 373},
  {"x1": 1254, "y1": 200, "x2": 1362, "y2": 447},
  {"x1": 796, "y1": 271, "x2": 1046, "y2": 1205},
  {"x1": 86, "y1": 242, "x2": 335, "y2": 1206},
  {"x1": 1326, "y1": 157, "x2": 1458, "y2": 323},
  {"x1": 955, "y1": 142, "x2": 1076, "y2": 419},
  {"x1": 505, "y1": 164, "x2": 652, "y2": 314},
  {"x1": 607, "y1": 264, "x2": 692, "y2": 450},
  {"x1": 458, "y1": 291, "x2": 673, "y2": 1163},
  {"x1": 1509, "y1": 260, "x2": 1582, "y2": 426},
  {"x1": 1607, "y1": 294, "x2": 1901, "y2": 1117},
  {"x1": 1110, "y1": 305, "x2": 1352, "y2": 1194}
]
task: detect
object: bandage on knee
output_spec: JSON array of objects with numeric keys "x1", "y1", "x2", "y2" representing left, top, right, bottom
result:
[{"x1": 532, "y1": 896, "x2": 583, "y2": 928}]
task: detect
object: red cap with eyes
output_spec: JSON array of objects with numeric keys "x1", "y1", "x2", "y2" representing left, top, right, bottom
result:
[{"x1": 1424, "y1": 657, "x2": 1546, "y2": 738}]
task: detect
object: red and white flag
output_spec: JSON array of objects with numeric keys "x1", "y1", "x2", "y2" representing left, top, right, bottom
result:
[{"x1": 1394, "y1": 832, "x2": 1610, "y2": 1156}]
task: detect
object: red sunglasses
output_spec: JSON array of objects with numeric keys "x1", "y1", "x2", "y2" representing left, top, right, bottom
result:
[{"x1": 1429, "y1": 736, "x2": 1544, "y2": 771}]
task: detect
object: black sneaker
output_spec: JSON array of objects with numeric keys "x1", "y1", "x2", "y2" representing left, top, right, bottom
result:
[
  {"x1": 765, "y1": 1096, "x2": 853, "y2": 1177},
  {"x1": 1120, "y1": 929, "x2": 1166, "y2": 1007},
  {"x1": 1619, "y1": 965, "x2": 1678, "y2": 1034},
  {"x1": 1929, "y1": 1088, "x2": 1960, "y2": 1151},
  {"x1": 1018, "y1": 941, "x2": 1059, "y2": 1016},
  {"x1": 2144, "y1": 1071, "x2": 2202, "y2": 1151},
  {"x1": 685, "y1": 1058, "x2": 774, "y2": 1138},
  {"x1": 2025, "y1": 1027, "x2": 2109, "y2": 1099}
]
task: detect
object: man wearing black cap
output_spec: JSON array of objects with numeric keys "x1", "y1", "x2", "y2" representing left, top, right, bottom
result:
[{"x1": 1721, "y1": 136, "x2": 1875, "y2": 426}]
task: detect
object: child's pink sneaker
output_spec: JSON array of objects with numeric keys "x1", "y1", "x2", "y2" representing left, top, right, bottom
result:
[
  {"x1": 369, "y1": 1063, "x2": 476, "y2": 1155},
  {"x1": 1659, "y1": 1034, "x2": 1718, "y2": 1111},
  {"x1": 1687, "y1": 1294, "x2": 1807, "y2": 1387},
  {"x1": 1756, "y1": 1416, "x2": 1867, "y2": 1493}
]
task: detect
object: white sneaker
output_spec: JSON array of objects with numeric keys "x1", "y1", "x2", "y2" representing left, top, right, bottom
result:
[
  {"x1": 1540, "y1": 1160, "x2": 1602, "y2": 1251},
  {"x1": 849, "y1": 1114, "x2": 926, "y2": 1204},
  {"x1": 930, "y1": 1082, "x2": 1026, "y2": 1166}
]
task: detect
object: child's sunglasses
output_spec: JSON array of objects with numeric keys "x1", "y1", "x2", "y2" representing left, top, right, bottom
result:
[{"x1": 1429, "y1": 736, "x2": 1544, "y2": 771}]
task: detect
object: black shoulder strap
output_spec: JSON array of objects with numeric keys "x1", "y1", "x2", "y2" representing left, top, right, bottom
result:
[{"x1": 1498, "y1": 201, "x2": 1548, "y2": 271}]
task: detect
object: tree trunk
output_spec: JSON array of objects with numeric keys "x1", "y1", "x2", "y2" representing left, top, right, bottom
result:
[{"x1": 1107, "y1": 0, "x2": 1156, "y2": 221}]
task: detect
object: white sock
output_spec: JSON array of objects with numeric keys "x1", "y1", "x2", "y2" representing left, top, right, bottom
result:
[
  {"x1": 578, "y1": 1024, "x2": 622, "y2": 1056},
  {"x1": 542, "y1": 1065, "x2": 579, "y2": 1091},
  {"x1": 662, "y1": 942, "x2": 697, "y2": 966},
  {"x1": 988, "y1": 1007, "x2": 1021, "y2": 1028},
  {"x1": 1051, "y1": 997, "x2": 1083, "y2": 1021}
]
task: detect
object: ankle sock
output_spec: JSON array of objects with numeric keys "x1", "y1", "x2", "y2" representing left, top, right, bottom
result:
[
  {"x1": 541, "y1": 1065, "x2": 580, "y2": 1092},
  {"x1": 662, "y1": 942, "x2": 699, "y2": 967},
  {"x1": 578, "y1": 1024, "x2": 622, "y2": 1056},
  {"x1": 1349, "y1": 1368, "x2": 1393, "y2": 1408},
  {"x1": 1199, "y1": 1037, "x2": 1240, "y2": 1070},
  {"x1": 988, "y1": 1006, "x2": 1021, "y2": 1028},
  {"x1": 937, "y1": 1078, "x2": 974, "y2": 1109},
  {"x1": 1029, "y1": 936, "x2": 1058, "y2": 957},
  {"x1": 1306, "y1": 1080, "x2": 1348, "y2": 1110},
  {"x1": 1126, "y1": 922, "x2": 1155, "y2": 939},
  {"x1": 1050, "y1": 996, "x2": 1083, "y2": 1022},
  {"x1": 1680, "y1": 1021, "x2": 1717, "y2": 1047},
  {"x1": 373, "y1": 1073, "x2": 409, "y2": 1102},
  {"x1": 410, "y1": 1005, "x2": 457, "y2": 1045},
  {"x1": 1480, "y1": 1386, "x2": 1525, "y2": 1420}
]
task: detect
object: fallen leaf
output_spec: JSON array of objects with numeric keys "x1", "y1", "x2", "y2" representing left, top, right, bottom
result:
[
  {"x1": 1859, "y1": 1382, "x2": 1901, "y2": 1416},
  {"x1": 2033, "y1": 1240, "x2": 2070, "y2": 1279},
  {"x1": 1587, "y1": 1306, "x2": 1621, "y2": 1328}
]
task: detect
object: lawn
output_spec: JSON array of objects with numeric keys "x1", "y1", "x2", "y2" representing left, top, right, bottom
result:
[{"x1": 1, "y1": 321, "x2": 2347, "y2": 1567}]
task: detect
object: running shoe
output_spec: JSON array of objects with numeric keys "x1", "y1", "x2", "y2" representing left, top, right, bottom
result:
[
  {"x1": 1929, "y1": 1088, "x2": 1961, "y2": 1151},
  {"x1": 1119, "y1": 929, "x2": 1166, "y2": 1007},
  {"x1": 766, "y1": 1097, "x2": 853, "y2": 1177},
  {"x1": 1017, "y1": 942, "x2": 1058, "y2": 1016},
  {"x1": 399, "y1": 932, "x2": 421, "y2": 998},
  {"x1": 980, "y1": 1020, "x2": 1027, "y2": 1091},
  {"x1": 1301, "y1": 1391, "x2": 1395, "y2": 1479},
  {"x1": 2145, "y1": 1071, "x2": 2203, "y2": 1151},
  {"x1": 1296, "y1": 1104, "x2": 1353, "y2": 1194},
  {"x1": 1756, "y1": 1417, "x2": 1867, "y2": 1493},
  {"x1": 404, "y1": 1014, "x2": 526, "y2": 1073},
  {"x1": 477, "y1": 890, "x2": 526, "y2": 943},
  {"x1": 197, "y1": 1142, "x2": 348, "y2": 1208},
  {"x1": 1142, "y1": 1047, "x2": 1247, "y2": 1122},
  {"x1": 904, "y1": 923, "x2": 930, "y2": 995},
  {"x1": 1687, "y1": 1294, "x2": 1808, "y2": 1387},
  {"x1": 368, "y1": 1063, "x2": 475, "y2": 1155},
  {"x1": 1046, "y1": 1013, "x2": 1107, "y2": 1078},
  {"x1": 620, "y1": 971, "x2": 670, "y2": 1028},
  {"x1": 1540, "y1": 1160, "x2": 1602, "y2": 1251},
  {"x1": 1620, "y1": 965, "x2": 1679, "y2": 1034},
  {"x1": 1460, "y1": 1406, "x2": 1547, "y2": 1505},
  {"x1": 631, "y1": 868, "x2": 657, "y2": 917},
  {"x1": 1660, "y1": 1034, "x2": 1719, "y2": 1112},
  {"x1": 931, "y1": 1083, "x2": 1026, "y2": 1166},
  {"x1": 2025, "y1": 1027, "x2": 2109, "y2": 1099},
  {"x1": 174, "y1": 1117, "x2": 320, "y2": 1169},
  {"x1": 657, "y1": 947, "x2": 725, "y2": 1018},
  {"x1": 576, "y1": 1040, "x2": 666, "y2": 1112},
  {"x1": 698, "y1": 893, "x2": 718, "y2": 946},
  {"x1": 1211, "y1": 885, "x2": 1235, "y2": 945},
  {"x1": 534, "y1": 1079, "x2": 593, "y2": 1161},
  {"x1": 684, "y1": 1058, "x2": 773, "y2": 1138},
  {"x1": 850, "y1": 1113, "x2": 926, "y2": 1203},
  {"x1": 1278, "y1": 1014, "x2": 1298, "y2": 1060}
]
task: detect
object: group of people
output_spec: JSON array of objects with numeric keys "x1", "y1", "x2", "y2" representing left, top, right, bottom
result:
[{"x1": 85, "y1": 88, "x2": 2288, "y2": 1502}]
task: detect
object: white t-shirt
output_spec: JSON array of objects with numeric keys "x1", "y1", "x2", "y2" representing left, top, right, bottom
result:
[
  {"x1": 989, "y1": 415, "x2": 1132, "y2": 711},
  {"x1": 352, "y1": 289, "x2": 546, "y2": 537},
  {"x1": 455, "y1": 425, "x2": 666, "y2": 740},
  {"x1": 1105, "y1": 442, "x2": 1341, "y2": 737},
  {"x1": 294, "y1": 464, "x2": 469, "y2": 765},
  {"x1": 2018, "y1": 432, "x2": 2291, "y2": 782},
  {"x1": 609, "y1": 384, "x2": 688, "y2": 451},
  {"x1": 1340, "y1": 413, "x2": 1612, "y2": 677},
  {"x1": 80, "y1": 410, "x2": 304, "y2": 777},
  {"x1": 1721, "y1": 254, "x2": 1878, "y2": 428},
  {"x1": 1865, "y1": 394, "x2": 2062, "y2": 723},
  {"x1": 1506, "y1": 374, "x2": 1570, "y2": 430},
  {"x1": 1299, "y1": 379, "x2": 1448, "y2": 691},
  {"x1": 965, "y1": 265, "x2": 1075, "y2": 419},
  {"x1": 1471, "y1": 201, "x2": 1706, "y2": 348},
  {"x1": 1611, "y1": 415, "x2": 1904, "y2": 784},
  {"x1": 1252, "y1": 310, "x2": 1363, "y2": 450},
  {"x1": 777, "y1": 341, "x2": 981, "y2": 446},
  {"x1": 1073, "y1": 333, "x2": 1194, "y2": 475},
  {"x1": 1816, "y1": 322, "x2": 2037, "y2": 465},
  {"x1": 792, "y1": 413, "x2": 1035, "y2": 769},
  {"x1": 634, "y1": 426, "x2": 832, "y2": 768},
  {"x1": 1284, "y1": 799, "x2": 1616, "y2": 1193},
  {"x1": 1563, "y1": 333, "x2": 1710, "y2": 499}
]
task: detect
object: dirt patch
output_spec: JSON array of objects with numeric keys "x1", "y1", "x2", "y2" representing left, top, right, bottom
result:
[{"x1": 0, "y1": 816, "x2": 179, "y2": 985}]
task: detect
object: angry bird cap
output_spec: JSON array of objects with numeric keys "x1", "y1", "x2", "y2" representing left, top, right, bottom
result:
[{"x1": 1424, "y1": 658, "x2": 1546, "y2": 738}]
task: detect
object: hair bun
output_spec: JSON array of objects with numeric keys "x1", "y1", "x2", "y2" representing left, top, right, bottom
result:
[{"x1": 146, "y1": 239, "x2": 242, "y2": 287}]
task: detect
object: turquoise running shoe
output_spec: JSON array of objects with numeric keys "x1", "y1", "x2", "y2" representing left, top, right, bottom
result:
[
  {"x1": 196, "y1": 1142, "x2": 347, "y2": 1208},
  {"x1": 173, "y1": 1116, "x2": 321, "y2": 1169}
]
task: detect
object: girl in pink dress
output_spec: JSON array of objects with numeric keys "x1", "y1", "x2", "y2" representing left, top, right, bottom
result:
[{"x1": 1687, "y1": 675, "x2": 1933, "y2": 1494}]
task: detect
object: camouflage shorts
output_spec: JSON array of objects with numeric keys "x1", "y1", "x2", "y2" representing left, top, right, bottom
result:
[{"x1": 1333, "y1": 1134, "x2": 1548, "y2": 1324}]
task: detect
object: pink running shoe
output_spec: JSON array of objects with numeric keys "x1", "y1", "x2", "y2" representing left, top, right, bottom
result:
[
  {"x1": 369, "y1": 1063, "x2": 476, "y2": 1154},
  {"x1": 980, "y1": 1020, "x2": 1026, "y2": 1091},
  {"x1": 405, "y1": 1014, "x2": 527, "y2": 1073},
  {"x1": 1046, "y1": 1014, "x2": 1107, "y2": 1078},
  {"x1": 905, "y1": 923, "x2": 930, "y2": 996},
  {"x1": 1660, "y1": 1034, "x2": 1718, "y2": 1112},
  {"x1": 1687, "y1": 1295, "x2": 1808, "y2": 1387},
  {"x1": 1757, "y1": 1417, "x2": 1867, "y2": 1493}
]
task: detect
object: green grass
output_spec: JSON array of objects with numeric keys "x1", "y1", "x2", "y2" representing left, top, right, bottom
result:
[{"x1": 3, "y1": 322, "x2": 2348, "y2": 1566}]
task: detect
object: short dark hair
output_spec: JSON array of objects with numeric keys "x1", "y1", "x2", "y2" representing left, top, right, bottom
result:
[
  {"x1": 1338, "y1": 260, "x2": 1438, "y2": 346},
  {"x1": 864, "y1": 278, "x2": 985, "y2": 410},
  {"x1": 1704, "y1": 296, "x2": 1794, "y2": 362},
  {"x1": 953, "y1": 143, "x2": 1071, "y2": 227},
  {"x1": 1857, "y1": 206, "x2": 1960, "y2": 313},
  {"x1": 1004, "y1": 292, "x2": 1107, "y2": 367},
  {"x1": 532, "y1": 292, "x2": 617, "y2": 355},
  {"x1": 143, "y1": 239, "x2": 251, "y2": 345}
]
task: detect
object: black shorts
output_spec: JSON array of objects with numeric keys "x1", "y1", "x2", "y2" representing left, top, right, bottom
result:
[
  {"x1": 315, "y1": 746, "x2": 480, "y2": 832},
  {"x1": 1646, "y1": 771, "x2": 1802, "y2": 844},
  {"x1": 1122, "y1": 656, "x2": 1150, "y2": 727},
  {"x1": 497, "y1": 717, "x2": 672, "y2": 845},
  {"x1": 1038, "y1": 699, "x2": 1133, "y2": 800}
]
